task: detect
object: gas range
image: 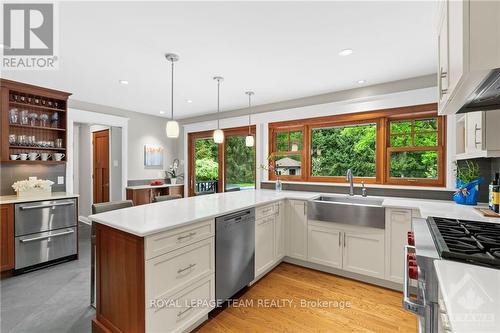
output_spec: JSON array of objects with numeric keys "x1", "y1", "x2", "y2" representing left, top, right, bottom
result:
[{"x1": 426, "y1": 217, "x2": 500, "y2": 269}]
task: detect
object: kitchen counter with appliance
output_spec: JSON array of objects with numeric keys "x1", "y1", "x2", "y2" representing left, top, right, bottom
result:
[
  {"x1": 90, "y1": 189, "x2": 499, "y2": 237},
  {"x1": 0, "y1": 192, "x2": 79, "y2": 205},
  {"x1": 434, "y1": 260, "x2": 500, "y2": 333}
]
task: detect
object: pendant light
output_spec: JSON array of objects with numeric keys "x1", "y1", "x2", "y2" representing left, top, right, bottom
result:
[
  {"x1": 245, "y1": 91, "x2": 255, "y2": 147},
  {"x1": 213, "y1": 76, "x2": 224, "y2": 143},
  {"x1": 165, "y1": 53, "x2": 180, "y2": 138}
]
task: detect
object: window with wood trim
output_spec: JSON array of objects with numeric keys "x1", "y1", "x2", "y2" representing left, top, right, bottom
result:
[
  {"x1": 267, "y1": 103, "x2": 446, "y2": 187},
  {"x1": 269, "y1": 126, "x2": 305, "y2": 180},
  {"x1": 386, "y1": 115, "x2": 445, "y2": 186}
]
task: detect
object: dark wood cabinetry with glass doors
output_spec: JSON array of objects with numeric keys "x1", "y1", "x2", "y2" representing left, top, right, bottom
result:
[{"x1": 0, "y1": 79, "x2": 71, "y2": 164}]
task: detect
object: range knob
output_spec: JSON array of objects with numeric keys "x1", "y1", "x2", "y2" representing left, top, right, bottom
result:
[
  {"x1": 407, "y1": 231, "x2": 415, "y2": 246},
  {"x1": 407, "y1": 253, "x2": 416, "y2": 261},
  {"x1": 409, "y1": 265, "x2": 418, "y2": 280}
]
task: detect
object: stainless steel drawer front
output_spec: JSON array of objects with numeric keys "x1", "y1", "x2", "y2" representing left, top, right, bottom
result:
[
  {"x1": 15, "y1": 199, "x2": 77, "y2": 236},
  {"x1": 15, "y1": 227, "x2": 77, "y2": 269}
]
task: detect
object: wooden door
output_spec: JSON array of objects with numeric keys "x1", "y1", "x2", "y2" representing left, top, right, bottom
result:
[
  {"x1": 93, "y1": 130, "x2": 110, "y2": 204},
  {"x1": 0, "y1": 204, "x2": 14, "y2": 272}
]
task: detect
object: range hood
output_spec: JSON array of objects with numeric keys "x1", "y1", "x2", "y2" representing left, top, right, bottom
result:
[{"x1": 458, "y1": 68, "x2": 500, "y2": 114}]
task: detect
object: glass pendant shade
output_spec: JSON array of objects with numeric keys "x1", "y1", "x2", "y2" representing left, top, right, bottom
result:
[
  {"x1": 166, "y1": 120, "x2": 179, "y2": 138},
  {"x1": 245, "y1": 134, "x2": 254, "y2": 147},
  {"x1": 213, "y1": 129, "x2": 224, "y2": 143}
]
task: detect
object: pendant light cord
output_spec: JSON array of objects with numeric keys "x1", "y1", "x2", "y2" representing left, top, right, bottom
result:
[
  {"x1": 217, "y1": 79, "x2": 220, "y2": 129},
  {"x1": 171, "y1": 61, "x2": 174, "y2": 120},
  {"x1": 248, "y1": 93, "x2": 251, "y2": 134}
]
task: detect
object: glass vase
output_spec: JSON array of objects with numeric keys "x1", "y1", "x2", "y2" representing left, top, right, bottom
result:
[{"x1": 275, "y1": 179, "x2": 282, "y2": 192}]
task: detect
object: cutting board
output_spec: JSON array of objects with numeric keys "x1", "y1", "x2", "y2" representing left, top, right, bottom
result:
[{"x1": 474, "y1": 207, "x2": 500, "y2": 218}]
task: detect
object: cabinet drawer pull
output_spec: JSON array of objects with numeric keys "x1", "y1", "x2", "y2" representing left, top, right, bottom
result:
[
  {"x1": 177, "y1": 232, "x2": 196, "y2": 241},
  {"x1": 440, "y1": 71, "x2": 447, "y2": 79},
  {"x1": 177, "y1": 306, "x2": 193, "y2": 318},
  {"x1": 177, "y1": 263, "x2": 197, "y2": 274},
  {"x1": 343, "y1": 233, "x2": 346, "y2": 247},
  {"x1": 441, "y1": 88, "x2": 448, "y2": 95},
  {"x1": 339, "y1": 232, "x2": 341, "y2": 247}
]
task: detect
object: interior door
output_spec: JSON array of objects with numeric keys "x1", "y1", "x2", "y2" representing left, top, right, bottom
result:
[{"x1": 93, "y1": 130, "x2": 110, "y2": 203}]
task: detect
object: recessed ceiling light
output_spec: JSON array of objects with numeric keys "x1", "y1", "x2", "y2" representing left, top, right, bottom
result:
[
  {"x1": 118, "y1": 80, "x2": 129, "y2": 85},
  {"x1": 357, "y1": 80, "x2": 366, "y2": 84},
  {"x1": 159, "y1": 111, "x2": 165, "y2": 114},
  {"x1": 338, "y1": 49, "x2": 353, "y2": 56},
  {"x1": 186, "y1": 99, "x2": 193, "y2": 104}
]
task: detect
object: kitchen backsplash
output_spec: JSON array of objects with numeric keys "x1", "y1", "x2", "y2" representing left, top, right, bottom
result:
[{"x1": 0, "y1": 165, "x2": 66, "y2": 195}]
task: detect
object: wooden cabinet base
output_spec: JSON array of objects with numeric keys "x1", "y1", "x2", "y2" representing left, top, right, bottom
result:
[
  {"x1": 0, "y1": 204, "x2": 14, "y2": 272},
  {"x1": 93, "y1": 223, "x2": 145, "y2": 333}
]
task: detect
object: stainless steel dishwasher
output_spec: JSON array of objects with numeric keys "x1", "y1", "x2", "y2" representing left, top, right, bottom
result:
[{"x1": 216, "y1": 208, "x2": 255, "y2": 303}]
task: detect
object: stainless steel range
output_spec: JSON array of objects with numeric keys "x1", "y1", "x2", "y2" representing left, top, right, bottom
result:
[{"x1": 404, "y1": 216, "x2": 500, "y2": 333}]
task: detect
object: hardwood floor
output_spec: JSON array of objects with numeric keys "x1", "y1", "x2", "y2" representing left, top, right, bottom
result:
[{"x1": 197, "y1": 263, "x2": 417, "y2": 333}]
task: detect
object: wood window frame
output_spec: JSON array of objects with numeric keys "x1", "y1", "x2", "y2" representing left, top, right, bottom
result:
[
  {"x1": 188, "y1": 125, "x2": 256, "y2": 196},
  {"x1": 385, "y1": 112, "x2": 446, "y2": 187},
  {"x1": 267, "y1": 103, "x2": 446, "y2": 187},
  {"x1": 268, "y1": 125, "x2": 307, "y2": 181}
]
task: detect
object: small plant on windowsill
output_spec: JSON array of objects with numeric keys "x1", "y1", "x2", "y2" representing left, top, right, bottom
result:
[
  {"x1": 260, "y1": 155, "x2": 282, "y2": 192},
  {"x1": 453, "y1": 160, "x2": 483, "y2": 205}
]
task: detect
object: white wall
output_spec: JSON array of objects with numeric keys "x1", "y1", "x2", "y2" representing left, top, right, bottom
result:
[
  {"x1": 69, "y1": 100, "x2": 179, "y2": 182},
  {"x1": 77, "y1": 123, "x2": 92, "y2": 218},
  {"x1": 182, "y1": 87, "x2": 455, "y2": 191}
]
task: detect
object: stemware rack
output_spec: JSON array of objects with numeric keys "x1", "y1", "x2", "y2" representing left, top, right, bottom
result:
[{"x1": 1, "y1": 79, "x2": 71, "y2": 164}]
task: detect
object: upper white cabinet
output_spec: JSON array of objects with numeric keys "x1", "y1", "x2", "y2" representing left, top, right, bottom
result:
[
  {"x1": 287, "y1": 200, "x2": 308, "y2": 260},
  {"x1": 456, "y1": 110, "x2": 500, "y2": 159},
  {"x1": 437, "y1": 0, "x2": 500, "y2": 115}
]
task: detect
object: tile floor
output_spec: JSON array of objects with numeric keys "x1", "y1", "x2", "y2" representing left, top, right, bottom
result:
[{"x1": 1, "y1": 223, "x2": 94, "y2": 333}]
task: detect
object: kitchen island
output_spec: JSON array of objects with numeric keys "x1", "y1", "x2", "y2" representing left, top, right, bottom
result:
[{"x1": 89, "y1": 189, "x2": 497, "y2": 333}]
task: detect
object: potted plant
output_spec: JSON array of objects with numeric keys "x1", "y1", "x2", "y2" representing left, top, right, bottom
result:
[
  {"x1": 453, "y1": 160, "x2": 483, "y2": 205},
  {"x1": 166, "y1": 159, "x2": 183, "y2": 184},
  {"x1": 260, "y1": 155, "x2": 282, "y2": 192}
]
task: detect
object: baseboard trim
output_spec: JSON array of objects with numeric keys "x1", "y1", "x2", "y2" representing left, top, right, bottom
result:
[
  {"x1": 79, "y1": 216, "x2": 91, "y2": 225},
  {"x1": 283, "y1": 256, "x2": 403, "y2": 291}
]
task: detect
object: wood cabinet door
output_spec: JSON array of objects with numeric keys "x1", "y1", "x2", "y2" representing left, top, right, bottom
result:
[
  {"x1": 343, "y1": 229, "x2": 385, "y2": 279},
  {"x1": 385, "y1": 209, "x2": 412, "y2": 283},
  {"x1": 287, "y1": 200, "x2": 308, "y2": 260},
  {"x1": 307, "y1": 224, "x2": 342, "y2": 269},
  {"x1": 168, "y1": 185, "x2": 184, "y2": 197},
  {"x1": 255, "y1": 215, "x2": 275, "y2": 277},
  {"x1": 0, "y1": 204, "x2": 14, "y2": 272}
]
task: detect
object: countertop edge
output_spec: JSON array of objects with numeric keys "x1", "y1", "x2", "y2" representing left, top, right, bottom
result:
[{"x1": 0, "y1": 192, "x2": 79, "y2": 205}]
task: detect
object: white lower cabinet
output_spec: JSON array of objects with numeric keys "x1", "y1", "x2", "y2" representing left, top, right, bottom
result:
[
  {"x1": 275, "y1": 201, "x2": 285, "y2": 260},
  {"x1": 342, "y1": 229, "x2": 385, "y2": 279},
  {"x1": 146, "y1": 274, "x2": 215, "y2": 333},
  {"x1": 287, "y1": 200, "x2": 308, "y2": 260},
  {"x1": 255, "y1": 215, "x2": 276, "y2": 277},
  {"x1": 307, "y1": 220, "x2": 385, "y2": 279},
  {"x1": 307, "y1": 224, "x2": 342, "y2": 269},
  {"x1": 384, "y1": 208, "x2": 412, "y2": 283}
]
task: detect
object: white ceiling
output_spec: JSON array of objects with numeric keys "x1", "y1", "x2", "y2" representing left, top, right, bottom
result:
[{"x1": 2, "y1": 1, "x2": 438, "y2": 119}]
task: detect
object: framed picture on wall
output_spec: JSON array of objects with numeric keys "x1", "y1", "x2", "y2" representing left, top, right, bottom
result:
[{"x1": 144, "y1": 144, "x2": 164, "y2": 168}]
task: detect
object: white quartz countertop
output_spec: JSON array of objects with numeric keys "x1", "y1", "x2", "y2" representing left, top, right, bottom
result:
[
  {"x1": 126, "y1": 183, "x2": 184, "y2": 190},
  {"x1": 434, "y1": 260, "x2": 500, "y2": 333},
  {"x1": 89, "y1": 189, "x2": 499, "y2": 237},
  {"x1": 0, "y1": 192, "x2": 79, "y2": 205}
]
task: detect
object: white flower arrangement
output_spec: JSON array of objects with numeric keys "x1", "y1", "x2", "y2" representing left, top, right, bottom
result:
[{"x1": 12, "y1": 179, "x2": 54, "y2": 197}]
